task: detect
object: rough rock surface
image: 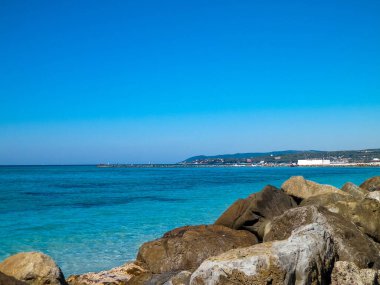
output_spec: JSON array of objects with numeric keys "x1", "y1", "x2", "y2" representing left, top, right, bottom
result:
[
  {"x1": 343, "y1": 196, "x2": 380, "y2": 242},
  {"x1": 0, "y1": 272, "x2": 28, "y2": 285},
  {"x1": 163, "y1": 271, "x2": 192, "y2": 285},
  {"x1": 281, "y1": 176, "x2": 346, "y2": 200},
  {"x1": 127, "y1": 271, "x2": 182, "y2": 285},
  {"x1": 66, "y1": 262, "x2": 147, "y2": 285},
  {"x1": 190, "y1": 223, "x2": 335, "y2": 285},
  {"x1": 331, "y1": 261, "x2": 380, "y2": 285},
  {"x1": 341, "y1": 182, "x2": 368, "y2": 199},
  {"x1": 298, "y1": 190, "x2": 380, "y2": 243},
  {"x1": 366, "y1": 191, "x2": 380, "y2": 202},
  {"x1": 263, "y1": 206, "x2": 380, "y2": 268},
  {"x1": 360, "y1": 176, "x2": 380, "y2": 192},
  {"x1": 319, "y1": 196, "x2": 380, "y2": 243},
  {"x1": 300, "y1": 192, "x2": 354, "y2": 208},
  {"x1": 214, "y1": 185, "x2": 296, "y2": 239},
  {"x1": 136, "y1": 225, "x2": 257, "y2": 274},
  {"x1": 0, "y1": 252, "x2": 66, "y2": 285}
]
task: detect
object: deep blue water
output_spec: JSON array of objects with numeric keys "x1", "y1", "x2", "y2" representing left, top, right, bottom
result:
[{"x1": 1, "y1": 166, "x2": 380, "y2": 276}]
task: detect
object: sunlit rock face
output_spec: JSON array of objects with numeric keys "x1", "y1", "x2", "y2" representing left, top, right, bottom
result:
[{"x1": 0, "y1": 252, "x2": 67, "y2": 285}]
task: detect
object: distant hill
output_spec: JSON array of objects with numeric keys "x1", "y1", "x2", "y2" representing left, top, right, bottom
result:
[
  {"x1": 184, "y1": 150, "x2": 303, "y2": 162},
  {"x1": 182, "y1": 149, "x2": 380, "y2": 164}
]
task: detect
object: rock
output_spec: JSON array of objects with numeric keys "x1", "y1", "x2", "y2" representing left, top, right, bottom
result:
[
  {"x1": 66, "y1": 262, "x2": 147, "y2": 285},
  {"x1": 341, "y1": 182, "x2": 368, "y2": 199},
  {"x1": 214, "y1": 185, "x2": 296, "y2": 239},
  {"x1": 366, "y1": 191, "x2": 380, "y2": 202},
  {"x1": 190, "y1": 223, "x2": 336, "y2": 285},
  {"x1": 0, "y1": 272, "x2": 28, "y2": 285},
  {"x1": 127, "y1": 271, "x2": 178, "y2": 285},
  {"x1": 163, "y1": 271, "x2": 192, "y2": 285},
  {"x1": 0, "y1": 252, "x2": 66, "y2": 285},
  {"x1": 360, "y1": 176, "x2": 380, "y2": 192},
  {"x1": 136, "y1": 225, "x2": 257, "y2": 274},
  {"x1": 322, "y1": 196, "x2": 380, "y2": 243},
  {"x1": 281, "y1": 176, "x2": 347, "y2": 201},
  {"x1": 300, "y1": 190, "x2": 380, "y2": 244},
  {"x1": 331, "y1": 261, "x2": 380, "y2": 285},
  {"x1": 347, "y1": 196, "x2": 380, "y2": 242},
  {"x1": 300, "y1": 192, "x2": 354, "y2": 208},
  {"x1": 263, "y1": 206, "x2": 380, "y2": 268}
]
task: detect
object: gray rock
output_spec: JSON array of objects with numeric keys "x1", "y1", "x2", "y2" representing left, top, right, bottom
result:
[
  {"x1": 190, "y1": 223, "x2": 335, "y2": 285},
  {"x1": 264, "y1": 206, "x2": 380, "y2": 269}
]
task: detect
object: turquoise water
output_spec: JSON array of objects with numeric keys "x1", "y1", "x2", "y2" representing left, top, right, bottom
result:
[{"x1": 1, "y1": 166, "x2": 380, "y2": 275}]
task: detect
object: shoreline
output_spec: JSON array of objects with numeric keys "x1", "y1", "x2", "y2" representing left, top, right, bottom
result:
[
  {"x1": 97, "y1": 163, "x2": 380, "y2": 168},
  {"x1": 1, "y1": 175, "x2": 379, "y2": 284}
]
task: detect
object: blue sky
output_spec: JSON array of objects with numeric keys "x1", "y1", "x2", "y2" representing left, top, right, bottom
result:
[{"x1": 0, "y1": 0, "x2": 379, "y2": 164}]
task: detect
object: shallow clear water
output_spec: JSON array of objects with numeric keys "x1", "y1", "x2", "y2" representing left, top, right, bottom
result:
[{"x1": 1, "y1": 166, "x2": 379, "y2": 275}]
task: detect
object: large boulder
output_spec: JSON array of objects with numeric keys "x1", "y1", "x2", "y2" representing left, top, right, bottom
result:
[
  {"x1": 331, "y1": 261, "x2": 380, "y2": 285},
  {"x1": 0, "y1": 252, "x2": 66, "y2": 285},
  {"x1": 136, "y1": 225, "x2": 257, "y2": 274},
  {"x1": 341, "y1": 182, "x2": 368, "y2": 199},
  {"x1": 0, "y1": 272, "x2": 27, "y2": 285},
  {"x1": 66, "y1": 262, "x2": 147, "y2": 285},
  {"x1": 300, "y1": 192, "x2": 354, "y2": 208},
  {"x1": 214, "y1": 185, "x2": 296, "y2": 239},
  {"x1": 334, "y1": 196, "x2": 380, "y2": 243},
  {"x1": 360, "y1": 176, "x2": 380, "y2": 192},
  {"x1": 281, "y1": 176, "x2": 347, "y2": 201},
  {"x1": 190, "y1": 223, "x2": 336, "y2": 285},
  {"x1": 263, "y1": 206, "x2": 380, "y2": 268},
  {"x1": 304, "y1": 195, "x2": 380, "y2": 243}
]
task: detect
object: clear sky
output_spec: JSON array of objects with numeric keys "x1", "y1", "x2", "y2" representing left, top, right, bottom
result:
[{"x1": 0, "y1": 0, "x2": 379, "y2": 164}]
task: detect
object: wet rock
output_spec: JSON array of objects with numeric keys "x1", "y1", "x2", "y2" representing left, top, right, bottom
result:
[
  {"x1": 0, "y1": 252, "x2": 66, "y2": 285},
  {"x1": 360, "y1": 176, "x2": 380, "y2": 192},
  {"x1": 214, "y1": 185, "x2": 296, "y2": 239},
  {"x1": 264, "y1": 206, "x2": 380, "y2": 268},
  {"x1": 136, "y1": 225, "x2": 257, "y2": 274},
  {"x1": 331, "y1": 261, "x2": 380, "y2": 285},
  {"x1": 190, "y1": 223, "x2": 335, "y2": 285},
  {"x1": 67, "y1": 262, "x2": 147, "y2": 285},
  {"x1": 341, "y1": 182, "x2": 368, "y2": 199},
  {"x1": 281, "y1": 176, "x2": 347, "y2": 201}
]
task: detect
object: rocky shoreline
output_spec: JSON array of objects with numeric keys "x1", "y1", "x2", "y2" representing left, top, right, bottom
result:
[{"x1": 1, "y1": 176, "x2": 379, "y2": 285}]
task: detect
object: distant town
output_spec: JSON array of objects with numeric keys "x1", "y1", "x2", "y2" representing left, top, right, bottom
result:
[
  {"x1": 181, "y1": 149, "x2": 380, "y2": 167},
  {"x1": 98, "y1": 148, "x2": 380, "y2": 168}
]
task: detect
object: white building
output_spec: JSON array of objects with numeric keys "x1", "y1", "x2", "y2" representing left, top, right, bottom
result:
[{"x1": 297, "y1": 159, "x2": 331, "y2": 166}]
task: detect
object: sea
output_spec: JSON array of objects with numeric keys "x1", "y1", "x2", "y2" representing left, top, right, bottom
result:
[{"x1": 1, "y1": 166, "x2": 380, "y2": 276}]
